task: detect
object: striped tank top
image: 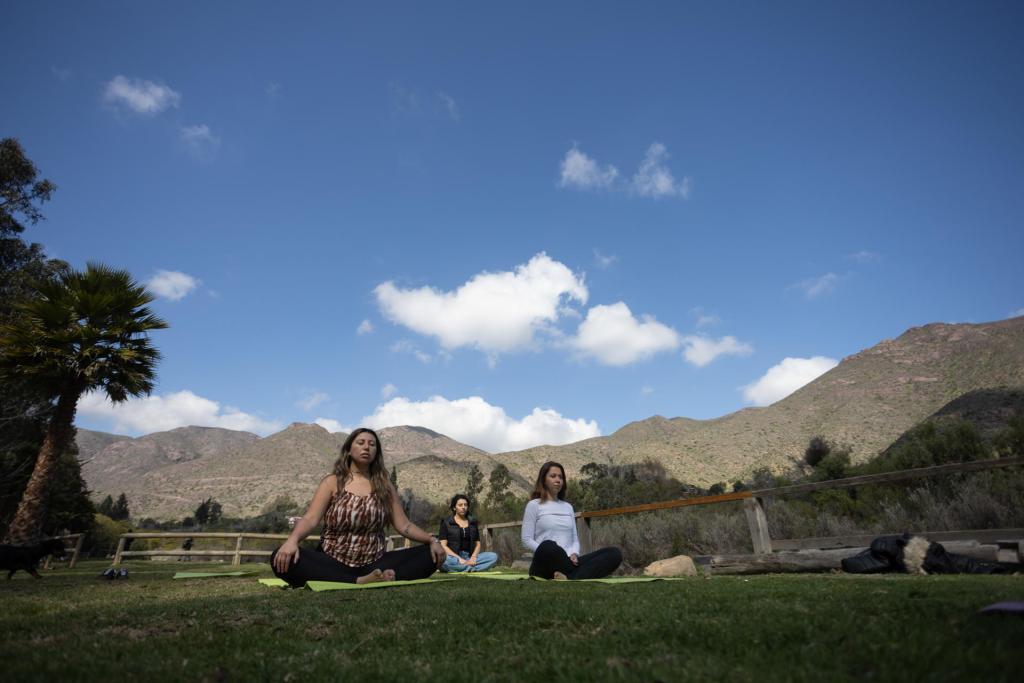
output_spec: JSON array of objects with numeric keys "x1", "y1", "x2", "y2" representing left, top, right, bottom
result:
[{"x1": 320, "y1": 489, "x2": 388, "y2": 567}]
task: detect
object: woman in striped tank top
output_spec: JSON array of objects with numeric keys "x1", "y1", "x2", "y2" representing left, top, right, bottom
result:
[{"x1": 271, "y1": 428, "x2": 446, "y2": 586}]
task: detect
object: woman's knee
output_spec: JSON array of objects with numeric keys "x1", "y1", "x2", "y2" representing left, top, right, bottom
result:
[{"x1": 536, "y1": 540, "x2": 561, "y2": 556}]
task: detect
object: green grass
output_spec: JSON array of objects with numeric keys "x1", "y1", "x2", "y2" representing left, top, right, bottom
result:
[{"x1": 1, "y1": 560, "x2": 1021, "y2": 682}]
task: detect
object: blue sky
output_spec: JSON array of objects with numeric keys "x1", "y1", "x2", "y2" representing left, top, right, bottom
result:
[{"x1": 3, "y1": 2, "x2": 1022, "y2": 452}]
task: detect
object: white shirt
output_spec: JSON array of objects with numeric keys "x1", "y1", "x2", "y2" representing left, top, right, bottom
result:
[{"x1": 521, "y1": 498, "x2": 580, "y2": 556}]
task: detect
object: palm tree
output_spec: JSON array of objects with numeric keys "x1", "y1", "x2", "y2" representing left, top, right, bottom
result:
[{"x1": 0, "y1": 263, "x2": 167, "y2": 543}]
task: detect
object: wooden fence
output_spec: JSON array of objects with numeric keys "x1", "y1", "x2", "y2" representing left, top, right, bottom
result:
[
  {"x1": 113, "y1": 455, "x2": 1024, "y2": 567},
  {"x1": 41, "y1": 532, "x2": 85, "y2": 569},
  {"x1": 479, "y1": 455, "x2": 1024, "y2": 562},
  {"x1": 112, "y1": 531, "x2": 414, "y2": 565}
]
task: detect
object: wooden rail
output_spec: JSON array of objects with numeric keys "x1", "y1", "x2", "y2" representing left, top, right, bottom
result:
[
  {"x1": 41, "y1": 533, "x2": 84, "y2": 570},
  {"x1": 113, "y1": 455, "x2": 1022, "y2": 565},
  {"x1": 114, "y1": 531, "x2": 419, "y2": 565},
  {"x1": 478, "y1": 455, "x2": 1024, "y2": 557}
]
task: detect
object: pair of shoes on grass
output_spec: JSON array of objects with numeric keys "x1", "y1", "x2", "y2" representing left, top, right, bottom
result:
[{"x1": 100, "y1": 568, "x2": 129, "y2": 580}]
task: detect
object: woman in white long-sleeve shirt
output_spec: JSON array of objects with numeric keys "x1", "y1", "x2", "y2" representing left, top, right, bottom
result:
[{"x1": 520, "y1": 461, "x2": 622, "y2": 580}]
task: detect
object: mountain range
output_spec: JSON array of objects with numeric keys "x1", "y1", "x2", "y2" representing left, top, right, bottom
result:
[{"x1": 76, "y1": 316, "x2": 1024, "y2": 520}]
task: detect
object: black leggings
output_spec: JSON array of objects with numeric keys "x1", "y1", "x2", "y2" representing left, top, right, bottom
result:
[
  {"x1": 528, "y1": 540, "x2": 623, "y2": 580},
  {"x1": 271, "y1": 544, "x2": 438, "y2": 587}
]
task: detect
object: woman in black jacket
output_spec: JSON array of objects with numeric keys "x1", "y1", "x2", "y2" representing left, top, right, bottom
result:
[{"x1": 437, "y1": 494, "x2": 498, "y2": 572}]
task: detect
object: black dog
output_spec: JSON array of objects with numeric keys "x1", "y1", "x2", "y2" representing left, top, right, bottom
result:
[{"x1": 0, "y1": 538, "x2": 68, "y2": 579}]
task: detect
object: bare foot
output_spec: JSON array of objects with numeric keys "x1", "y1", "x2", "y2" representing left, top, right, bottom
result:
[
  {"x1": 356, "y1": 569, "x2": 396, "y2": 584},
  {"x1": 552, "y1": 571, "x2": 569, "y2": 581}
]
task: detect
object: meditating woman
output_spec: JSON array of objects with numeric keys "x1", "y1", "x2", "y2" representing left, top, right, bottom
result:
[
  {"x1": 271, "y1": 428, "x2": 445, "y2": 586},
  {"x1": 520, "y1": 461, "x2": 622, "y2": 580},
  {"x1": 438, "y1": 494, "x2": 499, "y2": 573}
]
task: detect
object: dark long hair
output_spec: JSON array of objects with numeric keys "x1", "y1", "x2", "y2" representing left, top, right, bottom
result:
[
  {"x1": 530, "y1": 461, "x2": 567, "y2": 501},
  {"x1": 332, "y1": 428, "x2": 393, "y2": 515},
  {"x1": 449, "y1": 493, "x2": 470, "y2": 514}
]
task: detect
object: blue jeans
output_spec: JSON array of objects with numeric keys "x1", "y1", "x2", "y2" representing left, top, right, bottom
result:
[{"x1": 442, "y1": 550, "x2": 498, "y2": 573}]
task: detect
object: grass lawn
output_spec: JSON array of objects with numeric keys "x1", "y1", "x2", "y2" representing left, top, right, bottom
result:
[{"x1": 1, "y1": 559, "x2": 1020, "y2": 682}]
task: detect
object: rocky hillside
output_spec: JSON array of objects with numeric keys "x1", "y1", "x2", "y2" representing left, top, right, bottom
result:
[
  {"x1": 78, "y1": 317, "x2": 1024, "y2": 520},
  {"x1": 498, "y1": 317, "x2": 1024, "y2": 486},
  {"x1": 79, "y1": 424, "x2": 507, "y2": 519}
]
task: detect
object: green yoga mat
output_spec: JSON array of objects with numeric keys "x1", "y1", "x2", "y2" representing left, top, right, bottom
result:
[
  {"x1": 451, "y1": 572, "x2": 530, "y2": 580},
  {"x1": 259, "y1": 578, "x2": 291, "y2": 588},
  {"x1": 306, "y1": 577, "x2": 454, "y2": 591},
  {"x1": 173, "y1": 570, "x2": 261, "y2": 580}
]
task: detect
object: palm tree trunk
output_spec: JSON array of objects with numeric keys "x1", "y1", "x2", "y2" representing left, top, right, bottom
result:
[{"x1": 3, "y1": 390, "x2": 80, "y2": 545}]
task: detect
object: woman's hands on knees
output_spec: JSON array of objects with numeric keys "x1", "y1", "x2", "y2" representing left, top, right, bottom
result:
[{"x1": 274, "y1": 540, "x2": 300, "y2": 573}]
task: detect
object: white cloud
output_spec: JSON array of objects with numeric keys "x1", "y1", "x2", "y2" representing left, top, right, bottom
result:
[
  {"x1": 559, "y1": 146, "x2": 619, "y2": 190},
  {"x1": 79, "y1": 390, "x2": 283, "y2": 436},
  {"x1": 381, "y1": 383, "x2": 398, "y2": 399},
  {"x1": 742, "y1": 356, "x2": 839, "y2": 406},
  {"x1": 266, "y1": 82, "x2": 282, "y2": 97},
  {"x1": 570, "y1": 302, "x2": 680, "y2": 366},
  {"x1": 641, "y1": 385, "x2": 655, "y2": 396},
  {"x1": 436, "y1": 91, "x2": 460, "y2": 121},
  {"x1": 297, "y1": 392, "x2": 329, "y2": 411},
  {"x1": 314, "y1": 418, "x2": 349, "y2": 433},
  {"x1": 362, "y1": 395, "x2": 600, "y2": 453},
  {"x1": 357, "y1": 319, "x2": 374, "y2": 335},
  {"x1": 593, "y1": 248, "x2": 618, "y2": 268},
  {"x1": 681, "y1": 335, "x2": 754, "y2": 367},
  {"x1": 849, "y1": 250, "x2": 880, "y2": 264},
  {"x1": 147, "y1": 270, "x2": 199, "y2": 301},
  {"x1": 375, "y1": 253, "x2": 587, "y2": 355},
  {"x1": 691, "y1": 307, "x2": 721, "y2": 328},
  {"x1": 631, "y1": 143, "x2": 690, "y2": 199},
  {"x1": 1009, "y1": 308, "x2": 1024, "y2": 319},
  {"x1": 180, "y1": 124, "x2": 221, "y2": 162},
  {"x1": 794, "y1": 273, "x2": 839, "y2": 299},
  {"x1": 51, "y1": 66, "x2": 72, "y2": 81},
  {"x1": 103, "y1": 75, "x2": 181, "y2": 115}
]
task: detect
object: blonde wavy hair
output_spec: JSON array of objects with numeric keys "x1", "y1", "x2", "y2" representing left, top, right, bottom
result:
[{"x1": 332, "y1": 427, "x2": 393, "y2": 519}]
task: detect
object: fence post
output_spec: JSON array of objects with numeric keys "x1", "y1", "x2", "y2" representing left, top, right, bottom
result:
[
  {"x1": 743, "y1": 497, "x2": 772, "y2": 554},
  {"x1": 233, "y1": 535, "x2": 244, "y2": 565},
  {"x1": 483, "y1": 526, "x2": 494, "y2": 551},
  {"x1": 113, "y1": 536, "x2": 127, "y2": 566},
  {"x1": 70, "y1": 533, "x2": 84, "y2": 569},
  {"x1": 576, "y1": 515, "x2": 593, "y2": 555}
]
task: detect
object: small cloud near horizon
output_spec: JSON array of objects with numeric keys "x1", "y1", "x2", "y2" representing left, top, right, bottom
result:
[
  {"x1": 362, "y1": 394, "x2": 600, "y2": 453},
  {"x1": 79, "y1": 390, "x2": 282, "y2": 436},
  {"x1": 357, "y1": 319, "x2": 374, "y2": 335},
  {"x1": 681, "y1": 335, "x2": 753, "y2": 367},
  {"x1": 314, "y1": 418, "x2": 349, "y2": 433},
  {"x1": 742, "y1": 356, "x2": 838, "y2": 406}
]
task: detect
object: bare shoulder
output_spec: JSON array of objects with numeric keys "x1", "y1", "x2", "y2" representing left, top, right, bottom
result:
[{"x1": 318, "y1": 474, "x2": 339, "y2": 492}]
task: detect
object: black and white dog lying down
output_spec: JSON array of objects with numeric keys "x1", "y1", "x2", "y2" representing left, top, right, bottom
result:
[{"x1": 0, "y1": 539, "x2": 68, "y2": 579}]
